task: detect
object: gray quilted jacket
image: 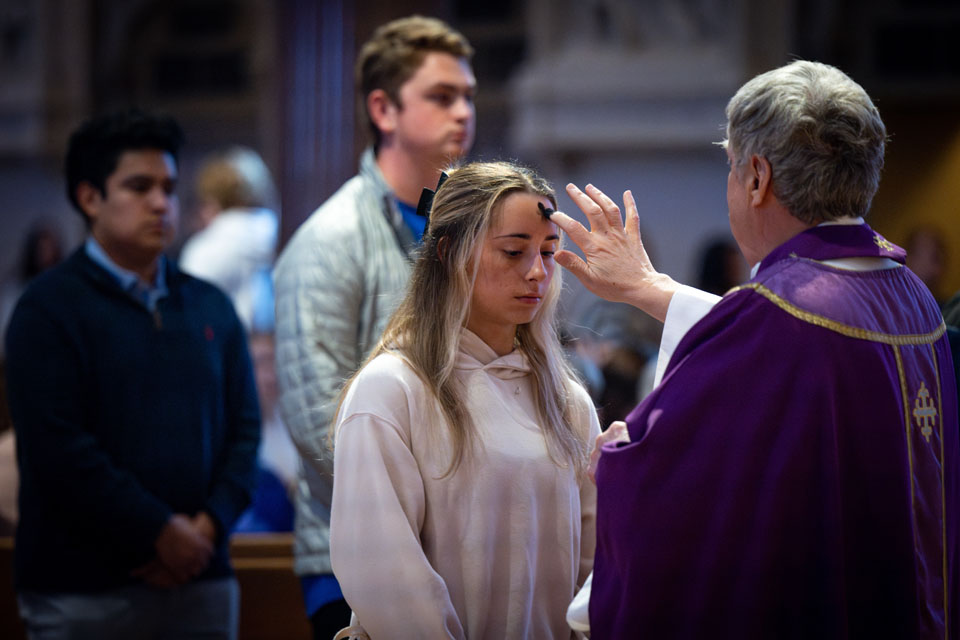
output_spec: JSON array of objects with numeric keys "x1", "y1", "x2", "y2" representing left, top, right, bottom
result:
[{"x1": 274, "y1": 148, "x2": 416, "y2": 575}]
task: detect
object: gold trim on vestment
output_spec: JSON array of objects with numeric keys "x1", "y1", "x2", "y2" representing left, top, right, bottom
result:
[
  {"x1": 912, "y1": 382, "x2": 937, "y2": 442},
  {"x1": 874, "y1": 234, "x2": 896, "y2": 252},
  {"x1": 933, "y1": 344, "x2": 948, "y2": 640},
  {"x1": 894, "y1": 346, "x2": 920, "y2": 557},
  {"x1": 729, "y1": 283, "x2": 946, "y2": 345}
]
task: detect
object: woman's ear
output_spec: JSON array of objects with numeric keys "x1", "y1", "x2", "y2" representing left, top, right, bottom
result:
[{"x1": 437, "y1": 236, "x2": 449, "y2": 263}]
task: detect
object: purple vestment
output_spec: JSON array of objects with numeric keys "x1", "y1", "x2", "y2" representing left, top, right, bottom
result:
[{"x1": 592, "y1": 224, "x2": 959, "y2": 639}]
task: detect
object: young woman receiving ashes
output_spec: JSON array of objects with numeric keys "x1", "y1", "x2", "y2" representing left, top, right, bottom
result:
[{"x1": 329, "y1": 162, "x2": 600, "y2": 639}]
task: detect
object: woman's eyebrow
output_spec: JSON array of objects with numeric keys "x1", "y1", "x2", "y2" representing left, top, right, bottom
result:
[{"x1": 494, "y1": 233, "x2": 560, "y2": 241}]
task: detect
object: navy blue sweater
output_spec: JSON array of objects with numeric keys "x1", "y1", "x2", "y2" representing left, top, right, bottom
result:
[{"x1": 5, "y1": 248, "x2": 260, "y2": 592}]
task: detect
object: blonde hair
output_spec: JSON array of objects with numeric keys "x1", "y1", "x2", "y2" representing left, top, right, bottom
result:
[
  {"x1": 339, "y1": 161, "x2": 588, "y2": 477},
  {"x1": 356, "y1": 15, "x2": 473, "y2": 149},
  {"x1": 195, "y1": 146, "x2": 278, "y2": 211}
]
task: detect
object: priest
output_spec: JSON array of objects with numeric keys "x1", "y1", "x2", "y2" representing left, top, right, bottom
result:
[{"x1": 552, "y1": 60, "x2": 959, "y2": 638}]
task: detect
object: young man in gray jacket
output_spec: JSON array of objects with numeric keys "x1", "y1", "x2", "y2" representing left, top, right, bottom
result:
[{"x1": 273, "y1": 15, "x2": 475, "y2": 639}]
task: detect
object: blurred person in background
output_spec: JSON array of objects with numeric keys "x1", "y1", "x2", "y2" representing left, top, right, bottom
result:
[
  {"x1": 571, "y1": 300, "x2": 661, "y2": 425},
  {"x1": 179, "y1": 146, "x2": 295, "y2": 533},
  {"x1": 945, "y1": 293, "x2": 960, "y2": 328},
  {"x1": 0, "y1": 221, "x2": 64, "y2": 358},
  {"x1": 179, "y1": 146, "x2": 278, "y2": 333},
  {"x1": 273, "y1": 15, "x2": 475, "y2": 639},
  {"x1": 695, "y1": 236, "x2": 747, "y2": 296},
  {"x1": 904, "y1": 224, "x2": 948, "y2": 305},
  {"x1": 0, "y1": 221, "x2": 65, "y2": 535}
]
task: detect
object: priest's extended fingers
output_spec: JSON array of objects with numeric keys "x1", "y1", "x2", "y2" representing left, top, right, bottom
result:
[
  {"x1": 585, "y1": 184, "x2": 624, "y2": 229},
  {"x1": 623, "y1": 190, "x2": 641, "y2": 242},
  {"x1": 623, "y1": 190, "x2": 658, "y2": 271},
  {"x1": 565, "y1": 183, "x2": 610, "y2": 233},
  {"x1": 549, "y1": 211, "x2": 592, "y2": 253}
]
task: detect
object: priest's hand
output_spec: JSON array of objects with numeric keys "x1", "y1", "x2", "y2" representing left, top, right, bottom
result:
[
  {"x1": 551, "y1": 183, "x2": 679, "y2": 322},
  {"x1": 588, "y1": 420, "x2": 630, "y2": 483}
]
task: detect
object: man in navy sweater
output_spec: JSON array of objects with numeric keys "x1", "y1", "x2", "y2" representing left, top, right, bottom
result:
[{"x1": 4, "y1": 109, "x2": 260, "y2": 639}]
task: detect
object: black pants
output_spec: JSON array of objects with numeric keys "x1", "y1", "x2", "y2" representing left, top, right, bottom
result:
[{"x1": 311, "y1": 598, "x2": 352, "y2": 640}]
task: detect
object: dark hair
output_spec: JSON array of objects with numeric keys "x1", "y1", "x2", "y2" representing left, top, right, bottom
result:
[{"x1": 64, "y1": 108, "x2": 185, "y2": 221}]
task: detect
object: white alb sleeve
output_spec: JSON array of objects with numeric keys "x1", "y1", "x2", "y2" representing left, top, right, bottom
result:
[{"x1": 653, "y1": 285, "x2": 721, "y2": 387}]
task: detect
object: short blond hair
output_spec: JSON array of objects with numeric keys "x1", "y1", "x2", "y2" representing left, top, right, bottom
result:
[
  {"x1": 196, "y1": 146, "x2": 277, "y2": 211},
  {"x1": 355, "y1": 15, "x2": 473, "y2": 148}
]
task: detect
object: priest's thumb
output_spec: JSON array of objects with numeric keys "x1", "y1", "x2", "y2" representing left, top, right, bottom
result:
[{"x1": 555, "y1": 249, "x2": 588, "y2": 280}]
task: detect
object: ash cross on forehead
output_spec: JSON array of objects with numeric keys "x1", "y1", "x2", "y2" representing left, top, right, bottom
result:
[{"x1": 537, "y1": 202, "x2": 554, "y2": 221}]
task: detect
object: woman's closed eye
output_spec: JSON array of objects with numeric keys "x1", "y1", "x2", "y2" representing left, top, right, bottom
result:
[{"x1": 502, "y1": 246, "x2": 555, "y2": 258}]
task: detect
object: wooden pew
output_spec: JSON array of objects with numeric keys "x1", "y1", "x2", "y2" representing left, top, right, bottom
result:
[{"x1": 230, "y1": 532, "x2": 312, "y2": 640}]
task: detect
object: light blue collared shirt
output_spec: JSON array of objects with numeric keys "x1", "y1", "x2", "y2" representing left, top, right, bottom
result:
[{"x1": 84, "y1": 237, "x2": 169, "y2": 312}]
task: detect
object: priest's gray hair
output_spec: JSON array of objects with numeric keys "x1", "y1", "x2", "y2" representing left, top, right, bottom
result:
[{"x1": 721, "y1": 60, "x2": 887, "y2": 224}]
